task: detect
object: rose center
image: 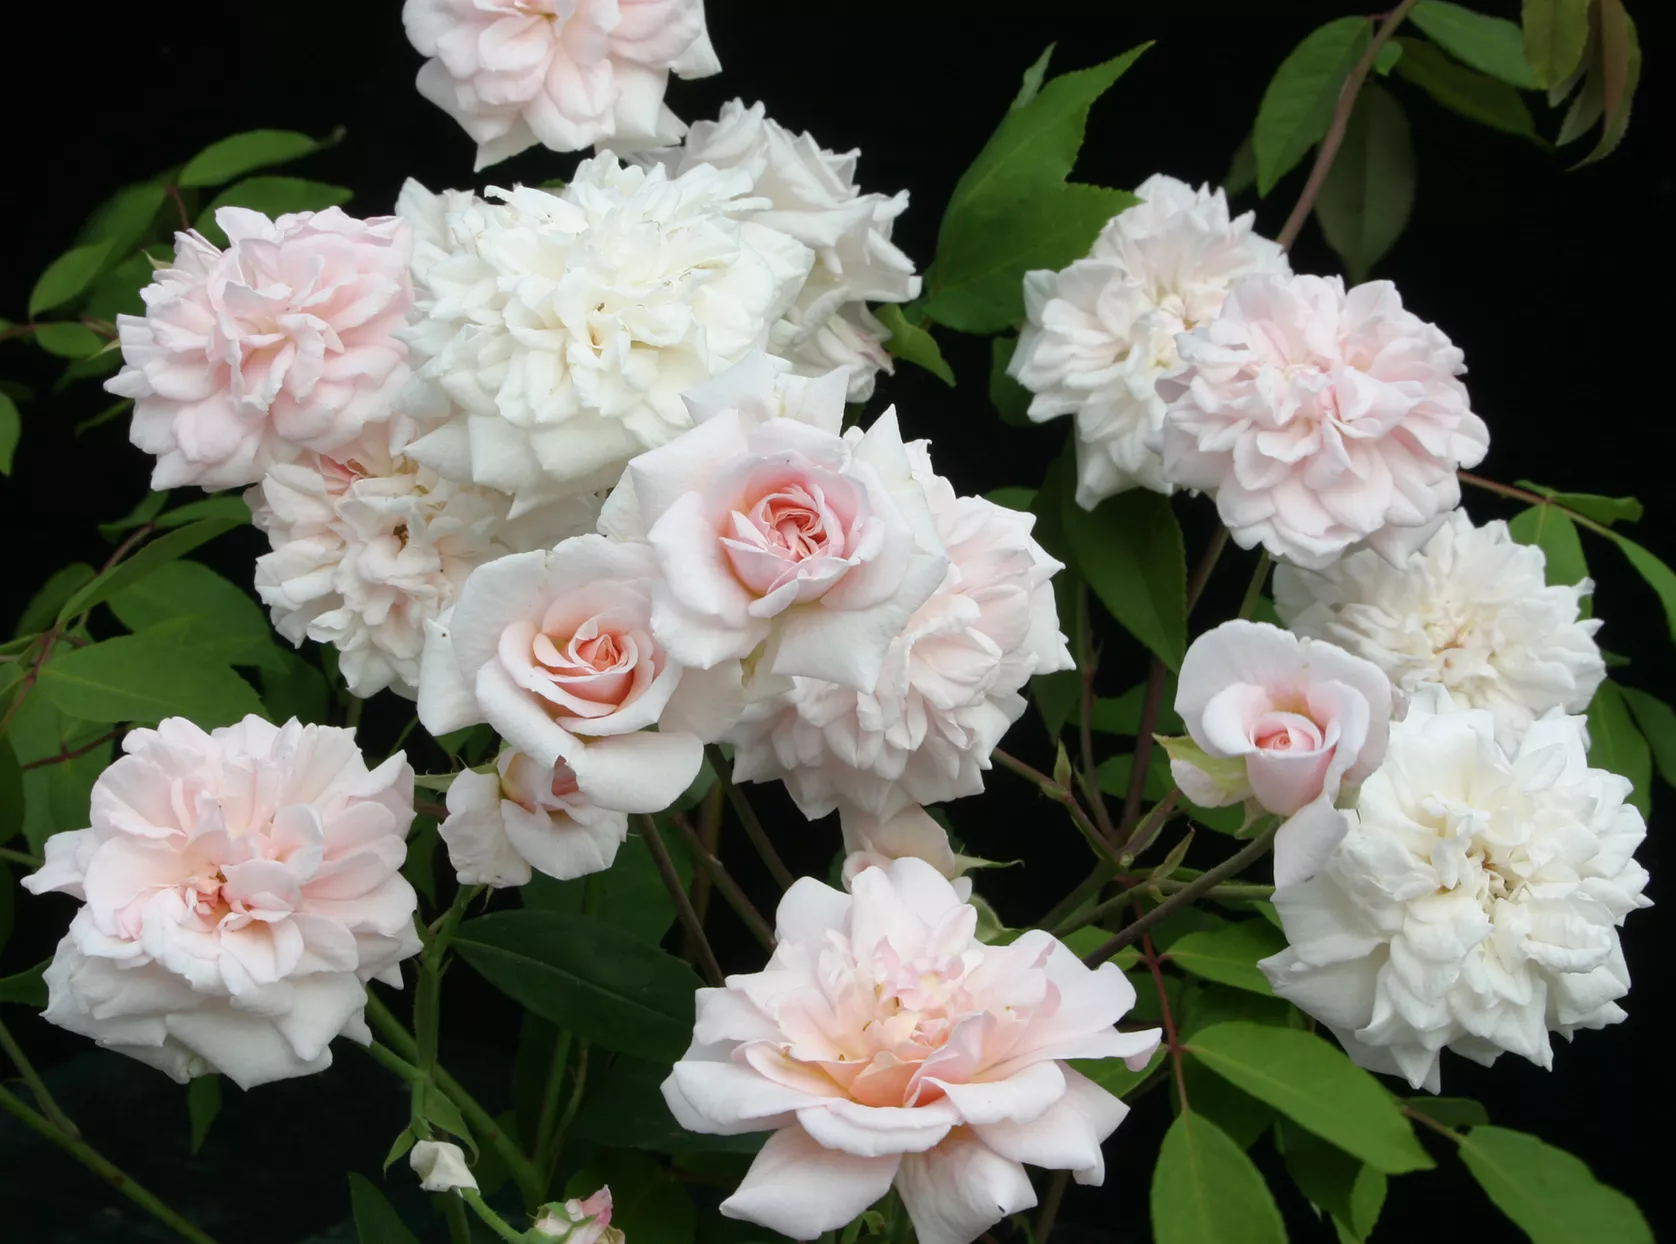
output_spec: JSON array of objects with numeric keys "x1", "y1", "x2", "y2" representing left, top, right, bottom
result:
[
  {"x1": 749, "y1": 488, "x2": 831, "y2": 560},
  {"x1": 1253, "y1": 711, "x2": 1323, "y2": 754}
]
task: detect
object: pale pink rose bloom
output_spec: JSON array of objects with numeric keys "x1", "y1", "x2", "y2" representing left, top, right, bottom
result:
[
  {"x1": 403, "y1": 0, "x2": 720, "y2": 169},
  {"x1": 1172, "y1": 620, "x2": 1394, "y2": 887},
  {"x1": 418, "y1": 535, "x2": 724, "y2": 816},
  {"x1": 663, "y1": 858, "x2": 1159, "y2": 1244},
  {"x1": 727, "y1": 441, "x2": 1073, "y2": 820},
  {"x1": 438, "y1": 750, "x2": 628, "y2": 887},
  {"x1": 109, "y1": 208, "x2": 412, "y2": 492},
  {"x1": 534, "y1": 1186, "x2": 622, "y2": 1243},
  {"x1": 600, "y1": 354, "x2": 948, "y2": 694},
  {"x1": 22, "y1": 717, "x2": 419, "y2": 1089},
  {"x1": 840, "y1": 806, "x2": 973, "y2": 901},
  {"x1": 1156, "y1": 274, "x2": 1489, "y2": 570}
]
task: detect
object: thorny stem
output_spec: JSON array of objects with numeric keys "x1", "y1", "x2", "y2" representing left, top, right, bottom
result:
[
  {"x1": 685, "y1": 780, "x2": 726, "y2": 935},
  {"x1": 1051, "y1": 873, "x2": 1274, "y2": 941},
  {"x1": 460, "y1": 1189, "x2": 530, "y2": 1244},
  {"x1": 1276, "y1": 0, "x2": 1421, "y2": 249},
  {"x1": 1075, "y1": 587, "x2": 1115, "y2": 839},
  {"x1": 637, "y1": 815, "x2": 723, "y2": 986},
  {"x1": 1138, "y1": 920, "x2": 1191, "y2": 1114},
  {"x1": 1401, "y1": 1105, "x2": 1464, "y2": 1142},
  {"x1": 541, "y1": 1042, "x2": 588, "y2": 1190},
  {"x1": 0, "y1": 1085, "x2": 219, "y2": 1244},
  {"x1": 1083, "y1": 822, "x2": 1281, "y2": 966},
  {"x1": 0, "y1": 1017, "x2": 81, "y2": 1139},
  {"x1": 533, "y1": 1031, "x2": 572, "y2": 1175},
  {"x1": 442, "y1": 1194, "x2": 473, "y2": 1244},
  {"x1": 671, "y1": 810, "x2": 776, "y2": 951},
  {"x1": 992, "y1": 748, "x2": 1123, "y2": 867},
  {"x1": 709, "y1": 745, "x2": 795, "y2": 891}
]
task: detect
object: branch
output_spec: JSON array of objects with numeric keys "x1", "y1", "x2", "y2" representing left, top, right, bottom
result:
[
  {"x1": 1118, "y1": 661, "x2": 1170, "y2": 837},
  {"x1": 992, "y1": 748, "x2": 1123, "y2": 867},
  {"x1": 1276, "y1": 0, "x2": 1420, "y2": 249},
  {"x1": 636, "y1": 815, "x2": 723, "y2": 986},
  {"x1": 19, "y1": 730, "x2": 121, "y2": 771},
  {"x1": 1457, "y1": 471, "x2": 1617, "y2": 538},
  {"x1": 1075, "y1": 587, "x2": 1115, "y2": 839},
  {"x1": 671, "y1": 810, "x2": 776, "y2": 951},
  {"x1": 708, "y1": 745, "x2": 795, "y2": 891},
  {"x1": 1082, "y1": 821, "x2": 1280, "y2": 966}
]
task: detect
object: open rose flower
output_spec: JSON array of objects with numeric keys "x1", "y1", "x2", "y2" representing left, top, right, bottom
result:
[
  {"x1": 600, "y1": 354, "x2": 947, "y2": 693},
  {"x1": 438, "y1": 750, "x2": 629, "y2": 887},
  {"x1": 1157, "y1": 274, "x2": 1489, "y2": 569},
  {"x1": 1169, "y1": 620, "x2": 1393, "y2": 887},
  {"x1": 111, "y1": 207, "x2": 412, "y2": 492},
  {"x1": 418, "y1": 534, "x2": 725, "y2": 816},
  {"x1": 22, "y1": 717, "x2": 419, "y2": 1089},
  {"x1": 403, "y1": 0, "x2": 720, "y2": 168},
  {"x1": 663, "y1": 857, "x2": 1159, "y2": 1244}
]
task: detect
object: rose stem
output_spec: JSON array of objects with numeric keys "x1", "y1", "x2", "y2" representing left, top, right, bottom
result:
[
  {"x1": 0, "y1": 1016, "x2": 80, "y2": 1138},
  {"x1": 1083, "y1": 821, "x2": 1281, "y2": 966},
  {"x1": 1075, "y1": 587, "x2": 1116, "y2": 839},
  {"x1": 1035, "y1": 1170, "x2": 1071, "y2": 1243},
  {"x1": 671, "y1": 810, "x2": 776, "y2": 950},
  {"x1": 992, "y1": 748, "x2": 1124, "y2": 868},
  {"x1": 1276, "y1": 0, "x2": 1421, "y2": 250},
  {"x1": 684, "y1": 780, "x2": 726, "y2": 936},
  {"x1": 1138, "y1": 914, "x2": 1192, "y2": 1113},
  {"x1": 707, "y1": 745, "x2": 796, "y2": 891},
  {"x1": 1458, "y1": 471, "x2": 1618, "y2": 538},
  {"x1": 1237, "y1": 551, "x2": 1272, "y2": 621},
  {"x1": 0, "y1": 1084, "x2": 219, "y2": 1244},
  {"x1": 637, "y1": 815, "x2": 724, "y2": 986},
  {"x1": 459, "y1": 1188, "x2": 529, "y2": 1244},
  {"x1": 538, "y1": 1042, "x2": 589, "y2": 1190}
]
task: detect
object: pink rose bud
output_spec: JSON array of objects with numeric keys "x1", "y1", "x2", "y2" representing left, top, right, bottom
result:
[{"x1": 534, "y1": 1186, "x2": 622, "y2": 1244}]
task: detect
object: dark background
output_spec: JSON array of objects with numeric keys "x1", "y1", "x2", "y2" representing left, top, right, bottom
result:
[{"x1": 2, "y1": 1, "x2": 1671, "y2": 1241}]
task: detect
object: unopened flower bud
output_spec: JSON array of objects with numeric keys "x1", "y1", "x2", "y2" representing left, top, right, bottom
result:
[
  {"x1": 532, "y1": 1186, "x2": 622, "y2": 1244},
  {"x1": 410, "y1": 1140, "x2": 478, "y2": 1193}
]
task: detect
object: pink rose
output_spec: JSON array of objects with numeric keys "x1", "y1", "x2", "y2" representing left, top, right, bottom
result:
[
  {"x1": 663, "y1": 858, "x2": 1159, "y2": 1244},
  {"x1": 22, "y1": 717, "x2": 419, "y2": 1088},
  {"x1": 839, "y1": 805, "x2": 974, "y2": 901},
  {"x1": 1171, "y1": 620, "x2": 1394, "y2": 886},
  {"x1": 418, "y1": 535, "x2": 725, "y2": 816},
  {"x1": 110, "y1": 207, "x2": 412, "y2": 491},
  {"x1": 403, "y1": 0, "x2": 720, "y2": 168},
  {"x1": 1156, "y1": 274, "x2": 1489, "y2": 569},
  {"x1": 602, "y1": 356, "x2": 948, "y2": 693}
]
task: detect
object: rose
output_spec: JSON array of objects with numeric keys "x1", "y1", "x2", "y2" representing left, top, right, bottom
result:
[
  {"x1": 534, "y1": 1188, "x2": 622, "y2": 1244},
  {"x1": 418, "y1": 534, "x2": 723, "y2": 816},
  {"x1": 22, "y1": 717, "x2": 420, "y2": 1089},
  {"x1": 601, "y1": 354, "x2": 948, "y2": 693},
  {"x1": 839, "y1": 805, "x2": 974, "y2": 900},
  {"x1": 662, "y1": 857, "x2": 1159, "y2": 1244},
  {"x1": 1168, "y1": 620, "x2": 1394, "y2": 887},
  {"x1": 438, "y1": 750, "x2": 630, "y2": 887},
  {"x1": 411, "y1": 1141, "x2": 478, "y2": 1193}
]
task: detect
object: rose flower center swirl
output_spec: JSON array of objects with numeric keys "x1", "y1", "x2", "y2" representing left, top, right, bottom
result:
[
  {"x1": 719, "y1": 464, "x2": 869, "y2": 605},
  {"x1": 498, "y1": 596, "x2": 663, "y2": 725}
]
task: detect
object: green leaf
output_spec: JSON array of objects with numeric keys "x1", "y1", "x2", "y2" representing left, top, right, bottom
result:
[
  {"x1": 1403, "y1": 1096, "x2": 1489, "y2": 1129},
  {"x1": 1186, "y1": 1022, "x2": 1434, "y2": 1174},
  {"x1": 96, "y1": 492, "x2": 170, "y2": 542},
  {"x1": 1573, "y1": 0, "x2": 1640, "y2": 166},
  {"x1": 1178, "y1": 981, "x2": 1300, "y2": 1041},
  {"x1": 178, "y1": 128, "x2": 338, "y2": 188},
  {"x1": 58, "y1": 517, "x2": 244, "y2": 623},
  {"x1": 347, "y1": 1173, "x2": 420, "y2": 1244},
  {"x1": 187, "y1": 1075, "x2": 222, "y2": 1156},
  {"x1": 1395, "y1": 38, "x2": 1540, "y2": 139},
  {"x1": 38, "y1": 632, "x2": 264, "y2": 727},
  {"x1": 1315, "y1": 83, "x2": 1415, "y2": 282},
  {"x1": 985, "y1": 486, "x2": 1036, "y2": 512},
  {"x1": 922, "y1": 46, "x2": 1149, "y2": 332},
  {"x1": 1166, "y1": 920, "x2": 1286, "y2": 995},
  {"x1": 108, "y1": 560, "x2": 275, "y2": 666},
  {"x1": 1150, "y1": 1112, "x2": 1286, "y2": 1244},
  {"x1": 989, "y1": 337, "x2": 1034, "y2": 427},
  {"x1": 1013, "y1": 44, "x2": 1056, "y2": 108},
  {"x1": 1180, "y1": 1057, "x2": 1274, "y2": 1150},
  {"x1": 1255, "y1": 18, "x2": 1373, "y2": 195},
  {"x1": 1281, "y1": 1120, "x2": 1386, "y2": 1241},
  {"x1": 1458, "y1": 1125, "x2": 1652, "y2": 1243},
  {"x1": 195, "y1": 178, "x2": 354, "y2": 246},
  {"x1": 454, "y1": 910, "x2": 702, "y2": 1063},
  {"x1": 1604, "y1": 530, "x2": 1676, "y2": 644},
  {"x1": 0, "y1": 392, "x2": 19, "y2": 476},
  {"x1": 30, "y1": 241, "x2": 115, "y2": 319},
  {"x1": 414, "y1": 1081, "x2": 477, "y2": 1157},
  {"x1": 573, "y1": 1056, "x2": 765, "y2": 1154},
  {"x1": 1619, "y1": 687, "x2": 1676, "y2": 789},
  {"x1": 1154, "y1": 736, "x2": 1247, "y2": 803},
  {"x1": 1522, "y1": 0, "x2": 1591, "y2": 89},
  {"x1": 875, "y1": 304, "x2": 954, "y2": 385},
  {"x1": 1374, "y1": 40, "x2": 1404, "y2": 75},
  {"x1": 1508, "y1": 505, "x2": 1589, "y2": 614},
  {"x1": 155, "y1": 494, "x2": 252, "y2": 530},
  {"x1": 8, "y1": 693, "x2": 114, "y2": 855},
  {"x1": 83, "y1": 252, "x2": 156, "y2": 323},
  {"x1": 523, "y1": 825, "x2": 692, "y2": 945},
  {"x1": 1511, "y1": 482, "x2": 1641, "y2": 526},
  {"x1": 1071, "y1": 1044, "x2": 1166, "y2": 1102},
  {"x1": 1585, "y1": 683, "x2": 1650, "y2": 817},
  {"x1": 567, "y1": 1149, "x2": 696, "y2": 1244},
  {"x1": 75, "y1": 399, "x2": 135, "y2": 437},
  {"x1": 33, "y1": 324, "x2": 106, "y2": 359},
  {"x1": 1061, "y1": 488, "x2": 1187, "y2": 670},
  {"x1": 0, "y1": 738, "x2": 22, "y2": 849},
  {"x1": 1225, "y1": 135, "x2": 1257, "y2": 198},
  {"x1": 0, "y1": 962, "x2": 48, "y2": 1008},
  {"x1": 1090, "y1": 678, "x2": 1184, "y2": 735},
  {"x1": 77, "y1": 182, "x2": 170, "y2": 259},
  {"x1": 259, "y1": 646, "x2": 332, "y2": 726},
  {"x1": 1410, "y1": 1, "x2": 1539, "y2": 88},
  {"x1": 1095, "y1": 753, "x2": 1172, "y2": 802}
]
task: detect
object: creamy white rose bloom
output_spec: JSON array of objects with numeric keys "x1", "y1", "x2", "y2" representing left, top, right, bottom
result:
[
  {"x1": 23, "y1": 717, "x2": 420, "y2": 1089},
  {"x1": 728, "y1": 440, "x2": 1073, "y2": 820},
  {"x1": 1274, "y1": 510, "x2": 1605, "y2": 750},
  {"x1": 642, "y1": 99, "x2": 921, "y2": 400},
  {"x1": 247, "y1": 416, "x2": 596, "y2": 700},
  {"x1": 403, "y1": 0, "x2": 720, "y2": 169},
  {"x1": 411, "y1": 1140, "x2": 478, "y2": 1193},
  {"x1": 1009, "y1": 174, "x2": 1288, "y2": 509},
  {"x1": 397, "y1": 158, "x2": 814, "y2": 514},
  {"x1": 840, "y1": 805, "x2": 974, "y2": 901},
  {"x1": 1261, "y1": 686, "x2": 1650, "y2": 1092},
  {"x1": 438, "y1": 751, "x2": 629, "y2": 888}
]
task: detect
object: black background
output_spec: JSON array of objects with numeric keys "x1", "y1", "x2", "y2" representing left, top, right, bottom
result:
[{"x1": 2, "y1": 1, "x2": 1672, "y2": 1241}]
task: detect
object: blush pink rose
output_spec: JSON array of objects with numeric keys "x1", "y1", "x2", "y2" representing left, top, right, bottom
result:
[
  {"x1": 418, "y1": 535, "x2": 727, "y2": 816},
  {"x1": 663, "y1": 858, "x2": 1159, "y2": 1244},
  {"x1": 839, "y1": 805, "x2": 974, "y2": 901},
  {"x1": 1172, "y1": 620, "x2": 1394, "y2": 887},
  {"x1": 403, "y1": 0, "x2": 720, "y2": 169},
  {"x1": 1156, "y1": 274, "x2": 1489, "y2": 570},
  {"x1": 601, "y1": 355, "x2": 948, "y2": 694},
  {"x1": 22, "y1": 717, "x2": 420, "y2": 1089},
  {"x1": 110, "y1": 207, "x2": 412, "y2": 491}
]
